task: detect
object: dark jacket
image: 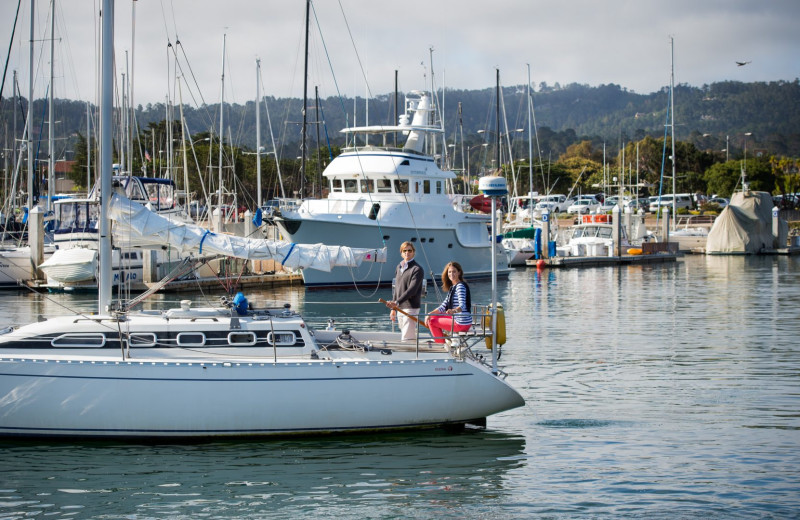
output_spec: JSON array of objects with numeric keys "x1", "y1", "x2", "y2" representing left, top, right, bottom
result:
[{"x1": 393, "y1": 259, "x2": 423, "y2": 309}]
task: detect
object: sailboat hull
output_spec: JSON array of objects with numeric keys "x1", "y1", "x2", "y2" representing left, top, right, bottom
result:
[
  {"x1": 0, "y1": 357, "x2": 523, "y2": 437},
  {"x1": 0, "y1": 311, "x2": 524, "y2": 438}
]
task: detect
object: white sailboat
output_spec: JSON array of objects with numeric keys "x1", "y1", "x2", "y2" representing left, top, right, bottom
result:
[
  {"x1": 0, "y1": 2, "x2": 524, "y2": 438},
  {"x1": 273, "y1": 90, "x2": 510, "y2": 287},
  {"x1": 38, "y1": 174, "x2": 195, "y2": 290},
  {"x1": 0, "y1": 194, "x2": 522, "y2": 438}
]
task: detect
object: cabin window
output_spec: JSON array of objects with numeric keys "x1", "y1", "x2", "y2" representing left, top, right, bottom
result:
[
  {"x1": 52, "y1": 333, "x2": 106, "y2": 347},
  {"x1": 55, "y1": 202, "x2": 99, "y2": 233},
  {"x1": 414, "y1": 182, "x2": 420, "y2": 194},
  {"x1": 124, "y1": 178, "x2": 146, "y2": 201},
  {"x1": 142, "y1": 182, "x2": 175, "y2": 210},
  {"x1": 330, "y1": 179, "x2": 344, "y2": 193},
  {"x1": 129, "y1": 333, "x2": 157, "y2": 347},
  {"x1": 423, "y1": 180, "x2": 430, "y2": 194},
  {"x1": 395, "y1": 179, "x2": 409, "y2": 194},
  {"x1": 377, "y1": 179, "x2": 392, "y2": 193},
  {"x1": 360, "y1": 179, "x2": 374, "y2": 193},
  {"x1": 267, "y1": 331, "x2": 298, "y2": 346},
  {"x1": 228, "y1": 331, "x2": 257, "y2": 346},
  {"x1": 177, "y1": 332, "x2": 206, "y2": 346},
  {"x1": 436, "y1": 181, "x2": 443, "y2": 194},
  {"x1": 400, "y1": 159, "x2": 410, "y2": 166},
  {"x1": 344, "y1": 179, "x2": 358, "y2": 193},
  {"x1": 598, "y1": 227, "x2": 612, "y2": 238}
]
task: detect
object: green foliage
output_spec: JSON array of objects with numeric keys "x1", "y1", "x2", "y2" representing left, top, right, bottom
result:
[
  {"x1": 703, "y1": 161, "x2": 740, "y2": 197},
  {"x1": 3, "y1": 80, "x2": 800, "y2": 207}
]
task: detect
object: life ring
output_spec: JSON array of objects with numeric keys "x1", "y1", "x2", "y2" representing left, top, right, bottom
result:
[
  {"x1": 483, "y1": 303, "x2": 506, "y2": 349},
  {"x1": 627, "y1": 247, "x2": 643, "y2": 255}
]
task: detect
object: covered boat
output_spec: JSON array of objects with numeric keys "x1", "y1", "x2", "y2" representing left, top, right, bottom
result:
[{"x1": 705, "y1": 191, "x2": 786, "y2": 254}]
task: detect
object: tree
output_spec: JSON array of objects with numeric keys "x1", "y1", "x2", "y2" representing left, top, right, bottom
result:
[
  {"x1": 555, "y1": 156, "x2": 602, "y2": 195},
  {"x1": 68, "y1": 132, "x2": 91, "y2": 189}
]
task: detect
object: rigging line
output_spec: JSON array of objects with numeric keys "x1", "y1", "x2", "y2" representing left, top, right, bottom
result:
[
  {"x1": 173, "y1": 41, "x2": 212, "y2": 121},
  {"x1": 655, "y1": 86, "x2": 671, "y2": 230},
  {"x1": 526, "y1": 76, "x2": 546, "y2": 192},
  {"x1": 0, "y1": 0, "x2": 23, "y2": 106},
  {"x1": 310, "y1": 3, "x2": 348, "y2": 120},
  {"x1": 14, "y1": 278, "x2": 135, "y2": 337},
  {"x1": 334, "y1": 0, "x2": 373, "y2": 100}
]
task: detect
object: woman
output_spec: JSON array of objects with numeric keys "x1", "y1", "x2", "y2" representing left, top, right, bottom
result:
[{"x1": 425, "y1": 262, "x2": 472, "y2": 344}]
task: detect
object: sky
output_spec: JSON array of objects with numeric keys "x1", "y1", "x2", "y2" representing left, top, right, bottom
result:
[{"x1": 2, "y1": 0, "x2": 799, "y2": 108}]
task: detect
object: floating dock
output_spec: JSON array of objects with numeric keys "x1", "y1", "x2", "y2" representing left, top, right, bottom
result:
[{"x1": 528, "y1": 253, "x2": 678, "y2": 268}]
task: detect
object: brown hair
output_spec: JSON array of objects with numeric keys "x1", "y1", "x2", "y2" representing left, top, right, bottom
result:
[{"x1": 441, "y1": 261, "x2": 465, "y2": 291}]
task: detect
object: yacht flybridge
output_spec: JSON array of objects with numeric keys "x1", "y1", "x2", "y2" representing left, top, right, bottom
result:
[{"x1": 273, "y1": 91, "x2": 509, "y2": 288}]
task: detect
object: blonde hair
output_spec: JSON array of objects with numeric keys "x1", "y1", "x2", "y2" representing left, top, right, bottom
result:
[
  {"x1": 441, "y1": 261, "x2": 465, "y2": 291},
  {"x1": 400, "y1": 241, "x2": 415, "y2": 253}
]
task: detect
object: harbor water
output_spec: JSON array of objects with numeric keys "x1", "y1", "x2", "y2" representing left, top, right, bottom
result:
[{"x1": 1, "y1": 254, "x2": 799, "y2": 518}]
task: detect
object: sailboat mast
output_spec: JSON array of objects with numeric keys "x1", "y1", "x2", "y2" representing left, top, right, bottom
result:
[
  {"x1": 47, "y1": 0, "x2": 55, "y2": 212},
  {"x1": 300, "y1": 0, "x2": 310, "y2": 198},
  {"x1": 86, "y1": 102, "x2": 91, "y2": 189},
  {"x1": 178, "y1": 78, "x2": 190, "y2": 209},
  {"x1": 255, "y1": 58, "x2": 262, "y2": 208},
  {"x1": 669, "y1": 36, "x2": 677, "y2": 229},
  {"x1": 98, "y1": 0, "x2": 114, "y2": 312},
  {"x1": 495, "y1": 69, "x2": 500, "y2": 173},
  {"x1": 26, "y1": 0, "x2": 33, "y2": 211},
  {"x1": 315, "y1": 85, "x2": 322, "y2": 198},
  {"x1": 217, "y1": 33, "x2": 226, "y2": 230},
  {"x1": 526, "y1": 64, "x2": 533, "y2": 198}
]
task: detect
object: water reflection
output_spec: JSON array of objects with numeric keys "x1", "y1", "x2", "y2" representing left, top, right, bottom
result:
[{"x1": 0, "y1": 431, "x2": 525, "y2": 518}]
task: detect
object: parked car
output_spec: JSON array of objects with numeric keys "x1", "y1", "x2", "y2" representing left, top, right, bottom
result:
[
  {"x1": 649, "y1": 193, "x2": 693, "y2": 213},
  {"x1": 536, "y1": 194, "x2": 568, "y2": 212},
  {"x1": 535, "y1": 200, "x2": 561, "y2": 213},
  {"x1": 567, "y1": 199, "x2": 601, "y2": 214},
  {"x1": 624, "y1": 198, "x2": 651, "y2": 212},
  {"x1": 706, "y1": 197, "x2": 729, "y2": 208},
  {"x1": 188, "y1": 201, "x2": 207, "y2": 219}
]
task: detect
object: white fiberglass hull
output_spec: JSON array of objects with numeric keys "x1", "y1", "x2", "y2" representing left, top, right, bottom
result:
[
  {"x1": 275, "y1": 216, "x2": 509, "y2": 287},
  {"x1": 0, "y1": 310, "x2": 524, "y2": 438},
  {"x1": 0, "y1": 248, "x2": 34, "y2": 287},
  {"x1": 0, "y1": 355, "x2": 522, "y2": 437}
]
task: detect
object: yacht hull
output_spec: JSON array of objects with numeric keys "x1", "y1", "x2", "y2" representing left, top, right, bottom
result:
[{"x1": 275, "y1": 215, "x2": 509, "y2": 287}]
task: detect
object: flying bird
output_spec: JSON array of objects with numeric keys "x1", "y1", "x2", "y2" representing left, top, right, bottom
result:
[{"x1": 736, "y1": 61, "x2": 751, "y2": 67}]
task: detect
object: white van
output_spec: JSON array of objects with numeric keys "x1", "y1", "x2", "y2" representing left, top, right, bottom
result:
[
  {"x1": 649, "y1": 193, "x2": 693, "y2": 213},
  {"x1": 535, "y1": 194, "x2": 568, "y2": 212}
]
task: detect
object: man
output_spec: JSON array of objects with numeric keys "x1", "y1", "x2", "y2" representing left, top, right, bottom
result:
[{"x1": 385, "y1": 241, "x2": 424, "y2": 341}]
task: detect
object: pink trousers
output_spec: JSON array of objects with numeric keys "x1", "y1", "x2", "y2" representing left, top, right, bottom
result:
[{"x1": 428, "y1": 315, "x2": 471, "y2": 344}]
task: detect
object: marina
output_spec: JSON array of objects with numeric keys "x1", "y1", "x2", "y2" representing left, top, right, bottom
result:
[
  {"x1": 1, "y1": 0, "x2": 799, "y2": 517},
  {"x1": 1, "y1": 254, "x2": 799, "y2": 517}
]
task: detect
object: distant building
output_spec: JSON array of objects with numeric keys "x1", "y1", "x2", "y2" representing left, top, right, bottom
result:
[{"x1": 45, "y1": 160, "x2": 78, "y2": 193}]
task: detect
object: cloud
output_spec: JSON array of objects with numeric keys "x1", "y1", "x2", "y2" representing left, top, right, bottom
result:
[{"x1": 2, "y1": 0, "x2": 797, "y2": 106}]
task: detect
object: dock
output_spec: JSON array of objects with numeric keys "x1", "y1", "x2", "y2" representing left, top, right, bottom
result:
[
  {"x1": 25, "y1": 270, "x2": 303, "y2": 293},
  {"x1": 528, "y1": 253, "x2": 678, "y2": 268}
]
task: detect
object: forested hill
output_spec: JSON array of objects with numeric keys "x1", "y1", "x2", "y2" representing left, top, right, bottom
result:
[{"x1": 2, "y1": 79, "x2": 799, "y2": 158}]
